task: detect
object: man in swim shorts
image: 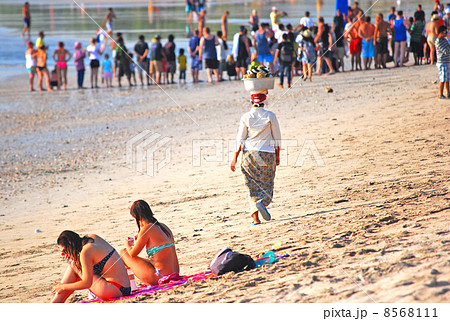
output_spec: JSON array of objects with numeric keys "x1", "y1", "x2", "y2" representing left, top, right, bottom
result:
[
  {"x1": 373, "y1": 13, "x2": 390, "y2": 68},
  {"x1": 134, "y1": 35, "x2": 150, "y2": 85},
  {"x1": 359, "y1": 16, "x2": 375, "y2": 70},
  {"x1": 347, "y1": 17, "x2": 362, "y2": 71},
  {"x1": 22, "y1": 2, "x2": 31, "y2": 39},
  {"x1": 102, "y1": 7, "x2": 116, "y2": 47},
  {"x1": 149, "y1": 35, "x2": 166, "y2": 85},
  {"x1": 188, "y1": 29, "x2": 202, "y2": 83},
  {"x1": 426, "y1": 13, "x2": 440, "y2": 64}
]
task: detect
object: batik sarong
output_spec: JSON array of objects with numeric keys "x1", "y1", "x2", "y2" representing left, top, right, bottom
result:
[{"x1": 240, "y1": 150, "x2": 276, "y2": 214}]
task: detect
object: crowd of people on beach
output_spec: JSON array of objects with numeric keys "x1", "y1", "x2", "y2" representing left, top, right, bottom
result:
[
  {"x1": 22, "y1": 1, "x2": 448, "y2": 304},
  {"x1": 23, "y1": 1, "x2": 450, "y2": 97}
]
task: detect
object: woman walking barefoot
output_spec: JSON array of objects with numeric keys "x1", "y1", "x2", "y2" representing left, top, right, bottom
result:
[
  {"x1": 52, "y1": 42, "x2": 72, "y2": 90},
  {"x1": 230, "y1": 91, "x2": 281, "y2": 224},
  {"x1": 120, "y1": 200, "x2": 179, "y2": 285},
  {"x1": 51, "y1": 230, "x2": 130, "y2": 302}
]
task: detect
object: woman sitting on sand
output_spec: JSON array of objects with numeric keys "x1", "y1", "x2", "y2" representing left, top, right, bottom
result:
[
  {"x1": 230, "y1": 90, "x2": 281, "y2": 225},
  {"x1": 120, "y1": 200, "x2": 179, "y2": 285},
  {"x1": 51, "y1": 230, "x2": 130, "y2": 302}
]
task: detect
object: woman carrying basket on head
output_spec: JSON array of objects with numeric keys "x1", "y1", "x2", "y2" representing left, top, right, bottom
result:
[{"x1": 230, "y1": 87, "x2": 281, "y2": 225}]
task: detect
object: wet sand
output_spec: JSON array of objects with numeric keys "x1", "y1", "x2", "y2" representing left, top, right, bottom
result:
[{"x1": 0, "y1": 63, "x2": 449, "y2": 303}]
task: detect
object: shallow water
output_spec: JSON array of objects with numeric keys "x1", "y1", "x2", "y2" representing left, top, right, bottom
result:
[{"x1": 0, "y1": 0, "x2": 429, "y2": 81}]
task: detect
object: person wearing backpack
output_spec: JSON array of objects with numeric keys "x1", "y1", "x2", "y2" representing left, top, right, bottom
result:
[
  {"x1": 299, "y1": 29, "x2": 316, "y2": 82},
  {"x1": 274, "y1": 33, "x2": 294, "y2": 88},
  {"x1": 314, "y1": 16, "x2": 335, "y2": 75}
]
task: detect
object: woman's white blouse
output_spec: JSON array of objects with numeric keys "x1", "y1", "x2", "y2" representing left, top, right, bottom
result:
[{"x1": 235, "y1": 107, "x2": 282, "y2": 153}]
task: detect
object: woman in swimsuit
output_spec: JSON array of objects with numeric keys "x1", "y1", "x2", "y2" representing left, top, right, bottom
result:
[
  {"x1": 36, "y1": 45, "x2": 53, "y2": 92},
  {"x1": 52, "y1": 42, "x2": 72, "y2": 90},
  {"x1": 120, "y1": 200, "x2": 179, "y2": 285},
  {"x1": 51, "y1": 230, "x2": 130, "y2": 302},
  {"x1": 25, "y1": 41, "x2": 37, "y2": 91}
]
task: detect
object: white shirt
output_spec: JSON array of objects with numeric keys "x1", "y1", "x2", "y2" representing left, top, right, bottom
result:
[
  {"x1": 87, "y1": 44, "x2": 101, "y2": 60},
  {"x1": 216, "y1": 38, "x2": 227, "y2": 61},
  {"x1": 236, "y1": 107, "x2": 282, "y2": 153},
  {"x1": 300, "y1": 17, "x2": 314, "y2": 28},
  {"x1": 275, "y1": 30, "x2": 287, "y2": 43}
]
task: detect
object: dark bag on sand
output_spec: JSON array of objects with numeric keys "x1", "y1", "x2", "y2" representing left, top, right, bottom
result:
[{"x1": 209, "y1": 247, "x2": 256, "y2": 276}]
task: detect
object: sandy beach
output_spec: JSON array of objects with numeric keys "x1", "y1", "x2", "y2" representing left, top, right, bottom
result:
[{"x1": 0, "y1": 59, "x2": 449, "y2": 304}]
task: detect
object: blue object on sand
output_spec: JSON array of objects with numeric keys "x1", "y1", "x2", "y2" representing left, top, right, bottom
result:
[{"x1": 254, "y1": 251, "x2": 277, "y2": 268}]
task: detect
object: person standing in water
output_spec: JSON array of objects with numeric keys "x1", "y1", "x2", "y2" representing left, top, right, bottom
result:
[
  {"x1": 230, "y1": 91, "x2": 281, "y2": 225},
  {"x1": 21, "y1": 2, "x2": 31, "y2": 39},
  {"x1": 102, "y1": 7, "x2": 117, "y2": 46}
]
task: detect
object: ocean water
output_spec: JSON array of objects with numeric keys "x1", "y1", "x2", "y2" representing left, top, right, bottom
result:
[{"x1": 0, "y1": 0, "x2": 428, "y2": 81}]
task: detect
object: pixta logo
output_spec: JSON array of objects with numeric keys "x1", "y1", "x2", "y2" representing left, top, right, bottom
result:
[{"x1": 126, "y1": 130, "x2": 172, "y2": 176}]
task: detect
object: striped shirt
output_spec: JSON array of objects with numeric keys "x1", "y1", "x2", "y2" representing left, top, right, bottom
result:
[{"x1": 435, "y1": 37, "x2": 450, "y2": 64}]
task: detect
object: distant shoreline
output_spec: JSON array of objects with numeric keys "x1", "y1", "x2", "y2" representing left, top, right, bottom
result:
[{"x1": 0, "y1": 0, "x2": 234, "y2": 5}]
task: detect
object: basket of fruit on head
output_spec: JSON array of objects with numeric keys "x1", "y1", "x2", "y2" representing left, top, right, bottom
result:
[{"x1": 242, "y1": 62, "x2": 274, "y2": 91}]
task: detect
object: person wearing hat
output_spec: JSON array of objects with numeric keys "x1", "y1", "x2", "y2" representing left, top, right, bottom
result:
[
  {"x1": 298, "y1": 29, "x2": 316, "y2": 81},
  {"x1": 435, "y1": 25, "x2": 450, "y2": 99},
  {"x1": 270, "y1": 6, "x2": 287, "y2": 32},
  {"x1": 230, "y1": 89, "x2": 281, "y2": 225},
  {"x1": 426, "y1": 13, "x2": 440, "y2": 64}
]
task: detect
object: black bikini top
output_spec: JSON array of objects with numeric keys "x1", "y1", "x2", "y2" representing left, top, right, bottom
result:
[{"x1": 92, "y1": 249, "x2": 115, "y2": 275}]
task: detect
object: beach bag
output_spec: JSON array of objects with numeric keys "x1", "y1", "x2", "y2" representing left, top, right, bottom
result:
[
  {"x1": 209, "y1": 247, "x2": 256, "y2": 275},
  {"x1": 280, "y1": 41, "x2": 294, "y2": 63},
  {"x1": 302, "y1": 40, "x2": 316, "y2": 62}
]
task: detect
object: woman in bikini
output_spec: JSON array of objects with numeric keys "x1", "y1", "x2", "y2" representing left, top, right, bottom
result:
[
  {"x1": 51, "y1": 230, "x2": 130, "y2": 302},
  {"x1": 52, "y1": 42, "x2": 72, "y2": 90},
  {"x1": 120, "y1": 200, "x2": 179, "y2": 285}
]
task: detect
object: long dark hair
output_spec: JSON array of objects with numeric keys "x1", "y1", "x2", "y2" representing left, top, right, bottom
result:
[
  {"x1": 130, "y1": 200, "x2": 171, "y2": 237},
  {"x1": 57, "y1": 230, "x2": 93, "y2": 271}
]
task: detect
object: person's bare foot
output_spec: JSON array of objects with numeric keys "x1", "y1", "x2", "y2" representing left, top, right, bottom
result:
[{"x1": 251, "y1": 212, "x2": 260, "y2": 224}]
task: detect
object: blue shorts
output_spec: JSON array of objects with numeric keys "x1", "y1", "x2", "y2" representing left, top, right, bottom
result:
[
  {"x1": 257, "y1": 53, "x2": 273, "y2": 64},
  {"x1": 191, "y1": 55, "x2": 202, "y2": 71},
  {"x1": 24, "y1": 17, "x2": 30, "y2": 28},
  {"x1": 362, "y1": 39, "x2": 374, "y2": 59},
  {"x1": 437, "y1": 63, "x2": 450, "y2": 82},
  {"x1": 301, "y1": 55, "x2": 314, "y2": 64}
]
